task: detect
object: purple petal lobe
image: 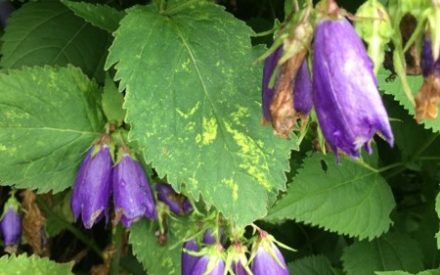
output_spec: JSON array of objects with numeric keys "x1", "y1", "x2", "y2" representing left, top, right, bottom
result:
[
  {"x1": 0, "y1": 207, "x2": 22, "y2": 246},
  {"x1": 71, "y1": 145, "x2": 112, "y2": 229},
  {"x1": 421, "y1": 37, "x2": 440, "y2": 78},
  {"x1": 251, "y1": 244, "x2": 289, "y2": 275},
  {"x1": 233, "y1": 261, "x2": 248, "y2": 275},
  {"x1": 182, "y1": 240, "x2": 199, "y2": 275},
  {"x1": 262, "y1": 47, "x2": 283, "y2": 122},
  {"x1": 293, "y1": 60, "x2": 313, "y2": 114},
  {"x1": 312, "y1": 18, "x2": 393, "y2": 158},
  {"x1": 156, "y1": 183, "x2": 192, "y2": 215},
  {"x1": 113, "y1": 154, "x2": 157, "y2": 228}
]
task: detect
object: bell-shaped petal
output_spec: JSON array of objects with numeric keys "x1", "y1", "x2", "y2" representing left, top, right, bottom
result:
[
  {"x1": 71, "y1": 145, "x2": 112, "y2": 229},
  {"x1": 156, "y1": 183, "x2": 192, "y2": 215},
  {"x1": 251, "y1": 242, "x2": 289, "y2": 275},
  {"x1": 0, "y1": 200, "x2": 21, "y2": 247},
  {"x1": 182, "y1": 240, "x2": 199, "y2": 275},
  {"x1": 113, "y1": 153, "x2": 157, "y2": 228},
  {"x1": 312, "y1": 17, "x2": 393, "y2": 158}
]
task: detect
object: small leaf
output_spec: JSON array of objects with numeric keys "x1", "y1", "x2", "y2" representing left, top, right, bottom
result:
[
  {"x1": 266, "y1": 153, "x2": 395, "y2": 240},
  {"x1": 62, "y1": 0, "x2": 124, "y2": 33},
  {"x1": 378, "y1": 68, "x2": 440, "y2": 132},
  {"x1": 102, "y1": 76, "x2": 125, "y2": 125},
  {"x1": 0, "y1": 0, "x2": 109, "y2": 81},
  {"x1": 0, "y1": 66, "x2": 105, "y2": 192},
  {"x1": 342, "y1": 232, "x2": 424, "y2": 275},
  {"x1": 105, "y1": 2, "x2": 295, "y2": 225},
  {"x1": 288, "y1": 255, "x2": 336, "y2": 275},
  {"x1": 0, "y1": 254, "x2": 73, "y2": 275}
]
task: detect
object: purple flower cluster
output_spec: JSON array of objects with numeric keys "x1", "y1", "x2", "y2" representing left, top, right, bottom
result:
[
  {"x1": 263, "y1": 15, "x2": 394, "y2": 158},
  {"x1": 71, "y1": 143, "x2": 157, "y2": 229},
  {"x1": 181, "y1": 230, "x2": 289, "y2": 275},
  {"x1": 71, "y1": 140, "x2": 193, "y2": 229}
]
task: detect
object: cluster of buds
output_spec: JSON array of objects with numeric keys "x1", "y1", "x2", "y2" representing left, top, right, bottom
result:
[
  {"x1": 181, "y1": 229, "x2": 289, "y2": 275},
  {"x1": 71, "y1": 135, "x2": 193, "y2": 229},
  {"x1": 0, "y1": 195, "x2": 22, "y2": 252},
  {"x1": 263, "y1": 0, "x2": 394, "y2": 159}
]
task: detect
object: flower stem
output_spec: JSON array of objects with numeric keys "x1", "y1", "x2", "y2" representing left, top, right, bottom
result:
[{"x1": 109, "y1": 224, "x2": 124, "y2": 275}]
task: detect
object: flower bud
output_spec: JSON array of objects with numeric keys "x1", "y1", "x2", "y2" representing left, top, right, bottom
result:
[
  {"x1": 190, "y1": 245, "x2": 225, "y2": 275},
  {"x1": 156, "y1": 183, "x2": 192, "y2": 215},
  {"x1": 113, "y1": 153, "x2": 157, "y2": 228},
  {"x1": 0, "y1": 197, "x2": 21, "y2": 248},
  {"x1": 182, "y1": 240, "x2": 199, "y2": 275},
  {"x1": 312, "y1": 17, "x2": 393, "y2": 158},
  {"x1": 251, "y1": 235, "x2": 289, "y2": 275},
  {"x1": 71, "y1": 144, "x2": 112, "y2": 229}
]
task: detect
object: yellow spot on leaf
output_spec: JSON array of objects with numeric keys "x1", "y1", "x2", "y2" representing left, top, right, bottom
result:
[
  {"x1": 223, "y1": 178, "x2": 239, "y2": 200},
  {"x1": 176, "y1": 102, "x2": 200, "y2": 119},
  {"x1": 196, "y1": 117, "x2": 217, "y2": 145},
  {"x1": 224, "y1": 122, "x2": 270, "y2": 190}
]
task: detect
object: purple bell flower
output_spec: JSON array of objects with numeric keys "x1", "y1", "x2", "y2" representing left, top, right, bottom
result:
[
  {"x1": 71, "y1": 144, "x2": 112, "y2": 229},
  {"x1": 0, "y1": 198, "x2": 21, "y2": 247},
  {"x1": 113, "y1": 152, "x2": 157, "y2": 228},
  {"x1": 182, "y1": 240, "x2": 199, "y2": 275},
  {"x1": 251, "y1": 237, "x2": 289, "y2": 275},
  {"x1": 262, "y1": 47, "x2": 313, "y2": 124},
  {"x1": 226, "y1": 243, "x2": 250, "y2": 275},
  {"x1": 312, "y1": 17, "x2": 393, "y2": 158},
  {"x1": 156, "y1": 183, "x2": 192, "y2": 215}
]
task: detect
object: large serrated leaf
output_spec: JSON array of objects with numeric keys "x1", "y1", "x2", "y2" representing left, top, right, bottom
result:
[
  {"x1": 0, "y1": 66, "x2": 105, "y2": 192},
  {"x1": 62, "y1": 0, "x2": 124, "y2": 33},
  {"x1": 0, "y1": 254, "x2": 73, "y2": 275},
  {"x1": 0, "y1": 0, "x2": 109, "y2": 81},
  {"x1": 342, "y1": 232, "x2": 424, "y2": 275},
  {"x1": 266, "y1": 153, "x2": 395, "y2": 240},
  {"x1": 376, "y1": 271, "x2": 440, "y2": 275},
  {"x1": 377, "y1": 68, "x2": 440, "y2": 132},
  {"x1": 288, "y1": 255, "x2": 336, "y2": 275},
  {"x1": 105, "y1": 2, "x2": 295, "y2": 225},
  {"x1": 129, "y1": 219, "x2": 187, "y2": 275}
]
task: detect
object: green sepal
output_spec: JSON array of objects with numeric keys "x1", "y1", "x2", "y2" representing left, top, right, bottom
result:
[{"x1": 1, "y1": 195, "x2": 20, "y2": 220}]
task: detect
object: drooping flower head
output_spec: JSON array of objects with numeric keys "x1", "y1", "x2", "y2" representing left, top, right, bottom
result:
[
  {"x1": 250, "y1": 232, "x2": 289, "y2": 275},
  {"x1": 0, "y1": 196, "x2": 22, "y2": 248},
  {"x1": 312, "y1": 15, "x2": 393, "y2": 158},
  {"x1": 156, "y1": 183, "x2": 192, "y2": 215},
  {"x1": 182, "y1": 240, "x2": 199, "y2": 275},
  {"x1": 112, "y1": 149, "x2": 157, "y2": 228},
  {"x1": 225, "y1": 242, "x2": 251, "y2": 275},
  {"x1": 71, "y1": 141, "x2": 112, "y2": 229}
]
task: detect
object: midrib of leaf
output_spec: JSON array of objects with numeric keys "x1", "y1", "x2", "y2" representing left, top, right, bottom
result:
[
  {"x1": 51, "y1": 21, "x2": 88, "y2": 64},
  {"x1": 0, "y1": 126, "x2": 100, "y2": 135}
]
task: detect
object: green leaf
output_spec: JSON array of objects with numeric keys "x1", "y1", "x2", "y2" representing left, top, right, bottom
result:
[
  {"x1": 62, "y1": 0, "x2": 124, "y2": 33},
  {"x1": 288, "y1": 255, "x2": 336, "y2": 275},
  {"x1": 129, "y1": 218, "x2": 186, "y2": 274},
  {"x1": 105, "y1": 2, "x2": 295, "y2": 225},
  {"x1": 0, "y1": 254, "x2": 73, "y2": 275},
  {"x1": 265, "y1": 153, "x2": 395, "y2": 240},
  {"x1": 342, "y1": 232, "x2": 424, "y2": 275},
  {"x1": 377, "y1": 68, "x2": 440, "y2": 132},
  {"x1": 102, "y1": 75, "x2": 125, "y2": 125},
  {"x1": 376, "y1": 270, "x2": 440, "y2": 275},
  {"x1": 0, "y1": 0, "x2": 109, "y2": 81},
  {"x1": 0, "y1": 66, "x2": 105, "y2": 192}
]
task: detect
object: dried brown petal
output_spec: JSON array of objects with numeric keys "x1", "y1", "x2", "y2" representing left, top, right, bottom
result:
[{"x1": 415, "y1": 74, "x2": 440, "y2": 121}]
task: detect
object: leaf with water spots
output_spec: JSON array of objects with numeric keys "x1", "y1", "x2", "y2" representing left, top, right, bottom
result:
[
  {"x1": 105, "y1": 2, "x2": 295, "y2": 225},
  {"x1": 0, "y1": 66, "x2": 105, "y2": 192}
]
